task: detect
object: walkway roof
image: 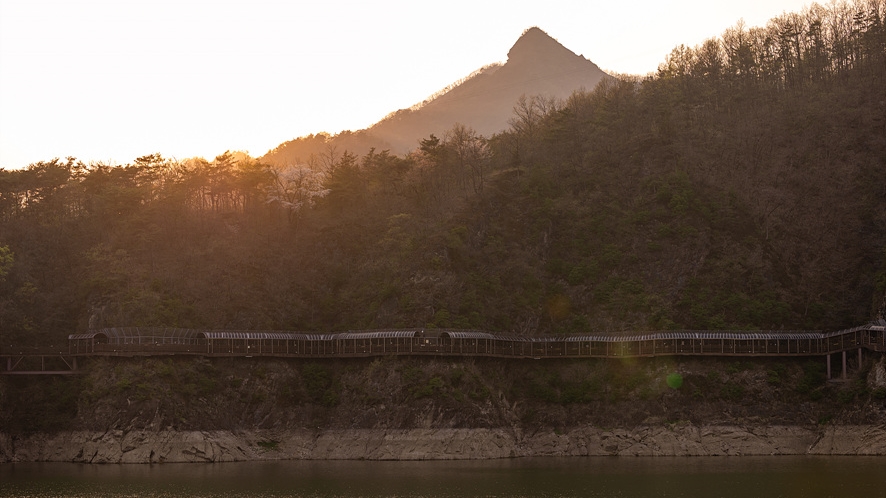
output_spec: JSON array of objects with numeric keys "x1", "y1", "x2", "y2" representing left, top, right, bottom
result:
[
  {"x1": 338, "y1": 330, "x2": 417, "y2": 340},
  {"x1": 440, "y1": 331, "x2": 497, "y2": 340},
  {"x1": 197, "y1": 331, "x2": 312, "y2": 341}
]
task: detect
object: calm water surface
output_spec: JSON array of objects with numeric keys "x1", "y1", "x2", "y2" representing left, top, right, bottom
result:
[{"x1": 1, "y1": 456, "x2": 884, "y2": 498}]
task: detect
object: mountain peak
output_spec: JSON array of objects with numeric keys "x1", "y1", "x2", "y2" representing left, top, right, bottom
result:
[
  {"x1": 507, "y1": 27, "x2": 581, "y2": 65},
  {"x1": 301, "y1": 26, "x2": 611, "y2": 157}
]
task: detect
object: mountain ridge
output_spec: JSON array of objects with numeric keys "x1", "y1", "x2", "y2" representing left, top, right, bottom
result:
[{"x1": 370, "y1": 27, "x2": 610, "y2": 152}]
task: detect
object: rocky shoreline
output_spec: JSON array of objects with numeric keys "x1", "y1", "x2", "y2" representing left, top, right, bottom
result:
[
  {"x1": 5, "y1": 356, "x2": 886, "y2": 464},
  {"x1": 2, "y1": 425, "x2": 885, "y2": 463}
]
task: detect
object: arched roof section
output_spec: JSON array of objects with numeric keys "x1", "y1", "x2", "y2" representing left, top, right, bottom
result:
[
  {"x1": 491, "y1": 334, "x2": 531, "y2": 342},
  {"x1": 69, "y1": 332, "x2": 106, "y2": 341},
  {"x1": 822, "y1": 324, "x2": 875, "y2": 336},
  {"x1": 196, "y1": 331, "x2": 311, "y2": 341},
  {"x1": 302, "y1": 333, "x2": 338, "y2": 341},
  {"x1": 440, "y1": 330, "x2": 496, "y2": 340},
  {"x1": 337, "y1": 330, "x2": 418, "y2": 340}
]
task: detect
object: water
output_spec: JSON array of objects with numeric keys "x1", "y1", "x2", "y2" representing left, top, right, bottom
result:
[{"x1": 1, "y1": 457, "x2": 884, "y2": 498}]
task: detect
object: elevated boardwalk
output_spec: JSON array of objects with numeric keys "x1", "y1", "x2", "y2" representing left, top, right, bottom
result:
[{"x1": 2, "y1": 321, "x2": 884, "y2": 375}]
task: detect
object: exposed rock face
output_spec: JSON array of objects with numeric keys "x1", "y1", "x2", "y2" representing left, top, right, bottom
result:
[
  {"x1": 870, "y1": 355, "x2": 886, "y2": 389},
  {"x1": 3, "y1": 425, "x2": 885, "y2": 463},
  {"x1": 0, "y1": 430, "x2": 255, "y2": 464}
]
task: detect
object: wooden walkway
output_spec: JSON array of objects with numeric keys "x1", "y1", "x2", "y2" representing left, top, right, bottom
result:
[{"x1": 1, "y1": 321, "x2": 884, "y2": 375}]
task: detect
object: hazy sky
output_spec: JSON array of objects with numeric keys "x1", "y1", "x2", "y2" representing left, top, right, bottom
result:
[{"x1": 0, "y1": 0, "x2": 814, "y2": 169}]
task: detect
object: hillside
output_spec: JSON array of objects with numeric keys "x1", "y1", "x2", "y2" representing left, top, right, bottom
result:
[{"x1": 0, "y1": 3, "x2": 883, "y2": 345}]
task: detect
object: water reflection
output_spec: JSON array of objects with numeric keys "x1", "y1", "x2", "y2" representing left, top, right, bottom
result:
[{"x1": 2, "y1": 456, "x2": 885, "y2": 497}]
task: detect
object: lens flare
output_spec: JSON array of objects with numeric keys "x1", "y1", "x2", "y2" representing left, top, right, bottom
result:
[{"x1": 666, "y1": 372, "x2": 683, "y2": 389}]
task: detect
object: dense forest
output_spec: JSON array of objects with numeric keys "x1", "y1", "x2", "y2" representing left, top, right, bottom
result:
[{"x1": 1, "y1": 1, "x2": 885, "y2": 348}]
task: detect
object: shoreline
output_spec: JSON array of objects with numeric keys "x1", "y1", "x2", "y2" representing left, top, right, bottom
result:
[{"x1": 2, "y1": 424, "x2": 885, "y2": 463}]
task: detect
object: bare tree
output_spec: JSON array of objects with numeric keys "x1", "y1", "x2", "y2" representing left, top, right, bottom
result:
[
  {"x1": 508, "y1": 94, "x2": 558, "y2": 167},
  {"x1": 444, "y1": 123, "x2": 489, "y2": 196},
  {"x1": 266, "y1": 164, "x2": 329, "y2": 226}
]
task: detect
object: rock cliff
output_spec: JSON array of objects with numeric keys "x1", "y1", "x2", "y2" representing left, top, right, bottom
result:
[{"x1": 3, "y1": 425, "x2": 885, "y2": 463}]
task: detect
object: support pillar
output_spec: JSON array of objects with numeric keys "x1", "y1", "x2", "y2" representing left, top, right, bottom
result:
[
  {"x1": 842, "y1": 350, "x2": 847, "y2": 380},
  {"x1": 827, "y1": 354, "x2": 832, "y2": 380}
]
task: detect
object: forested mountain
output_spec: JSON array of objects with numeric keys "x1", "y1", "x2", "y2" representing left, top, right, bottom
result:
[
  {"x1": 261, "y1": 27, "x2": 610, "y2": 166},
  {"x1": 0, "y1": 1, "x2": 884, "y2": 348}
]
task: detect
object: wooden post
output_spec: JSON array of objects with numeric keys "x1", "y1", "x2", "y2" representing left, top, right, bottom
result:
[
  {"x1": 842, "y1": 350, "x2": 847, "y2": 380},
  {"x1": 827, "y1": 354, "x2": 832, "y2": 380}
]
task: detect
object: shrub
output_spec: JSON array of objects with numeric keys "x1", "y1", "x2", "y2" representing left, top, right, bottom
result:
[
  {"x1": 413, "y1": 376, "x2": 444, "y2": 399},
  {"x1": 257, "y1": 440, "x2": 278, "y2": 450},
  {"x1": 720, "y1": 382, "x2": 745, "y2": 400},
  {"x1": 302, "y1": 363, "x2": 336, "y2": 404}
]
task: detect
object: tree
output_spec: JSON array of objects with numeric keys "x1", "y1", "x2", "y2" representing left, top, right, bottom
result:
[
  {"x1": 444, "y1": 123, "x2": 489, "y2": 196},
  {"x1": 362, "y1": 148, "x2": 412, "y2": 209},
  {"x1": 266, "y1": 164, "x2": 329, "y2": 226},
  {"x1": 508, "y1": 95, "x2": 557, "y2": 167},
  {"x1": 723, "y1": 19, "x2": 756, "y2": 85},
  {"x1": 322, "y1": 151, "x2": 364, "y2": 215},
  {"x1": 0, "y1": 245, "x2": 12, "y2": 281}
]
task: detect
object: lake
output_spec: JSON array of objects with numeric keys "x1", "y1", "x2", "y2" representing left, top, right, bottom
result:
[{"x1": 1, "y1": 456, "x2": 884, "y2": 497}]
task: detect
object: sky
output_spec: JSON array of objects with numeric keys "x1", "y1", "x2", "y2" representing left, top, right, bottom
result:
[{"x1": 0, "y1": 0, "x2": 815, "y2": 170}]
